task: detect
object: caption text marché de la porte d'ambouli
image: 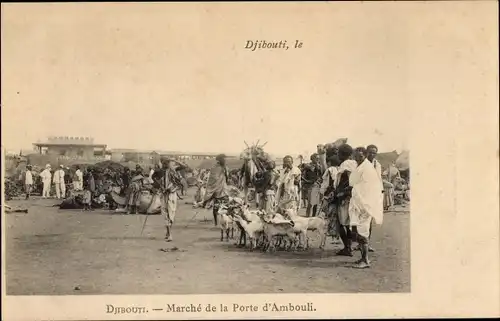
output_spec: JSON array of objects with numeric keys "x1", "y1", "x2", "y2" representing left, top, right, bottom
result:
[{"x1": 106, "y1": 302, "x2": 316, "y2": 315}]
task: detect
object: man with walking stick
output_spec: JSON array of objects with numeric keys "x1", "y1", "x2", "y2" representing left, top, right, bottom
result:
[{"x1": 161, "y1": 158, "x2": 184, "y2": 242}]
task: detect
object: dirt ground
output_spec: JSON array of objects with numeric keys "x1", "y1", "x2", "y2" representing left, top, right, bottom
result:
[{"x1": 4, "y1": 188, "x2": 410, "y2": 295}]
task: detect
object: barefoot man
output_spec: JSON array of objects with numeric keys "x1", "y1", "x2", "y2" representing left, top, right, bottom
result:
[
  {"x1": 201, "y1": 154, "x2": 230, "y2": 226},
  {"x1": 162, "y1": 158, "x2": 184, "y2": 242},
  {"x1": 334, "y1": 144, "x2": 358, "y2": 257},
  {"x1": 349, "y1": 147, "x2": 384, "y2": 269},
  {"x1": 363, "y1": 144, "x2": 383, "y2": 252}
]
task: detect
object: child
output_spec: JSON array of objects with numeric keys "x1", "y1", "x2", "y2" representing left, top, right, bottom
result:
[{"x1": 82, "y1": 189, "x2": 92, "y2": 211}]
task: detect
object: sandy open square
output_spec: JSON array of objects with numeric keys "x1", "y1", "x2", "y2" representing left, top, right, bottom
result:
[{"x1": 5, "y1": 189, "x2": 410, "y2": 295}]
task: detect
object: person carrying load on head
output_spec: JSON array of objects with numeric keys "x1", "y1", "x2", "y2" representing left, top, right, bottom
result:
[
  {"x1": 161, "y1": 158, "x2": 185, "y2": 242},
  {"x1": 201, "y1": 154, "x2": 230, "y2": 226}
]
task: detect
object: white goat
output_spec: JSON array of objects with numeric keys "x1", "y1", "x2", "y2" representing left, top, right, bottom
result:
[
  {"x1": 284, "y1": 209, "x2": 329, "y2": 250},
  {"x1": 261, "y1": 214, "x2": 297, "y2": 252},
  {"x1": 217, "y1": 205, "x2": 235, "y2": 242},
  {"x1": 282, "y1": 208, "x2": 311, "y2": 250},
  {"x1": 304, "y1": 212, "x2": 329, "y2": 250},
  {"x1": 233, "y1": 214, "x2": 264, "y2": 251},
  {"x1": 268, "y1": 213, "x2": 293, "y2": 250},
  {"x1": 227, "y1": 203, "x2": 262, "y2": 247}
]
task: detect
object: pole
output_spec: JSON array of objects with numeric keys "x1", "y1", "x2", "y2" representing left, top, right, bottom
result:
[
  {"x1": 140, "y1": 214, "x2": 149, "y2": 236},
  {"x1": 184, "y1": 210, "x2": 201, "y2": 227}
]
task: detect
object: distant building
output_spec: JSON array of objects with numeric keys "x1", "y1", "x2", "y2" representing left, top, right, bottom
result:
[
  {"x1": 33, "y1": 136, "x2": 107, "y2": 160},
  {"x1": 109, "y1": 149, "x2": 238, "y2": 164}
]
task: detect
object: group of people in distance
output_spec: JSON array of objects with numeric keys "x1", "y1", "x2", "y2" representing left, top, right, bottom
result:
[{"x1": 23, "y1": 163, "x2": 84, "y2": 200}]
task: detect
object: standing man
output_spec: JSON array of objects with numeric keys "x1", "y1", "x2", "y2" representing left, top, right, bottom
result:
[
  {"x1": 366, "y1": 145, "x2": 382, "y2": 180},
  {"x1": 365, "y1": 144, "x2": 383, "y2": 252},
  {"x1": 24, "y1": 165, "x2": 33, "y2": 200},
  {"x1": 382, "y1": 175, "x2": 395, "y2": 211},
  {"x1": 162, "y1": 158, "x2": 184, "y2": 242},
  {"x1": 40, "y1": 164, "x2": 52, "y2": 198},
  {"x1": 349, "y1": 147, "x2": 384, "y2": 269},
  {"x1": 276, "y1": 155, "x2": 301, "y2": 212},
  {"x1": 149, "y1": 166, "x2": 155, "y2": 181},
  {"x1": 74, "y1": 165, "x2": 83, "y2": 191},
  {"x1": 255, "y1": 160, "x2": 278, "y2": 213},
  {"x1": 125, "y1": 168, "x2": 144, "y2": 214},
  {"x1": 201, "y1": 154, "x2": 230, "y2": 226},
  {"x1": 334, "y1": 144, "x2": 357, "y2": 257},
  {"x1": 121, "y1": 167, "x2": 131, "y2": 196},
  {"x1": 86, "y1": 169, "x2": 96, "y2": 197},
  {"x1": 301, "y1": 153, "x2": 323, "y2": 217},
  {"x1": 53, "y1": 165, "x2": 66, "y2": 199},
  {"x1": 320, "y1": 156, "x2": 341, "y2": 241}
]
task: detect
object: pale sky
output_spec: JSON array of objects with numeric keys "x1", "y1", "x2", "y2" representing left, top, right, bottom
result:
[{"x1": 2, "y1": 3, "x2": 411, "y2": 156}]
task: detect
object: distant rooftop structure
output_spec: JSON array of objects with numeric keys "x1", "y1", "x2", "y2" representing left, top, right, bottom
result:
[
  {"x1": 34, "y1": 136, "x2": 106, "y2": 147},
  {"x1": 109, "y1": 148, "x2": 239, "y2": 157}
]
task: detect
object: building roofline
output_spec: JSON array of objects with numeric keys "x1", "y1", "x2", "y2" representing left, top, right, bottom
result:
[
  {"x1": 109, "y1": 149, "x2": 238, "y2": 157},
  {"x1": 33, "y1": 143, "x2": 107, "y2": 147}
]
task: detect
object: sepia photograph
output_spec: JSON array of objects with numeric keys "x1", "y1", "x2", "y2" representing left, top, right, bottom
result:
[{"x1": 1, "y1": 1, "x2": 498, "y2": 320}]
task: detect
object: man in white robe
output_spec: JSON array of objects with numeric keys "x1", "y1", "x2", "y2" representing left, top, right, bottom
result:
[
  {"x1": 74, "y1": 166, "x2": 83, "y2": 191},
  {"x1": 275, "y1": 155, "x2": 301, "y2": 212},
  {"x1": 24, "y1": 165, "x2": 33, "y2": 200},
  {"x1": 40, "y1": 164, "x2": 52, "y2": 198},
  {"x1": 364, "y1": 144, "x2": 384, "y2": 252},
  {"x1": 53, "y1": 165, "x2": 66, "y2": 199},
  {"x1": 349, "y1": 147, "x2": 384, "y2": 269}
]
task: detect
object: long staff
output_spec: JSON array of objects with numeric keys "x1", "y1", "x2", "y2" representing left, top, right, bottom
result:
[{"x1": 140, "y1": 213, "x2": 149, "y2": 236}]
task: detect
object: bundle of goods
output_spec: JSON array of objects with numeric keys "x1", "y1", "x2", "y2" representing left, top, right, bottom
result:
[
  {"x1": 158, "y1": 157, "x2": 193, "y2": 174},
  {"x1": 318, "y1": 138, "x2": 348, "y2": 158},
  {"x1": 70, "y1": 160, "x2": 127, "y2": 185},
  {"x1": 239, "y1": 141, "x2": 274, "y2": 188},
  {"x1": 58, "y1": 190, "x2": 110, "y2": 210},
  {"x1": 4, "y1": 178, "x2": 23, "y2": 200},
  {"x1": 240, "y1": 141, "x2": 273, "y2": 168},
  {"x1": 395, "y1": 150, "x2": 410, "y2": 171},
  {"x1": 95, "y1": 160, "x2": 127, "y2": 172}
]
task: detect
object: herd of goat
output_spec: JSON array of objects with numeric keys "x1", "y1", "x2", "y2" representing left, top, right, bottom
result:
[{"x1": 215, "y1": 198, "x2": 329, "y2": 252}]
